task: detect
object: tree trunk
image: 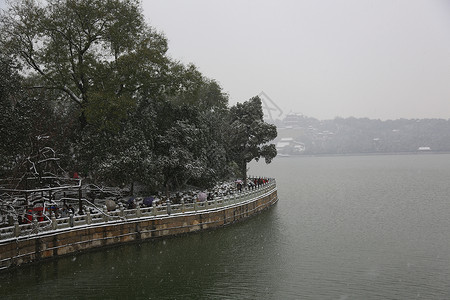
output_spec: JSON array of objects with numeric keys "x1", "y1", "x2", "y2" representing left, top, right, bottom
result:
[
  {"x1": 78, "y1": 109, "x2": 88, "y2": 130},
  {"x1": 241, "y1": 162, "x2": 247, "y2": 187},
  {"x1": 165, "y1": 183, "x2": 170, "y2": 200}
]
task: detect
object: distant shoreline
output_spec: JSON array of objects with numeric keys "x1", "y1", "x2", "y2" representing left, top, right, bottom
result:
[{"x1": 276, "y1": 151, "x2": 450, "y2": 158}]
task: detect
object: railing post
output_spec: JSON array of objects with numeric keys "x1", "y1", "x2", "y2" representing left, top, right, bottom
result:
[
  {"x1": 103, "y1": 206, "x2": 108, "y2": 222},
  {"x1": 51, "y1": 212, "x2": 57, "y2": 230},
  {"x1": 14, "y1": 219, "x2": 20, "y2": 237},
  {"x1": 194, "y1": 201, "x2": 198, "y2": 212},
  {"x1": 78, "y1": 186, "x2": 83, "y2": 215},
  {"x1": 166, "y1": 199, "x2": 171, "y2": 215},
  {"x1": 69, "y1": 213, "x2": 74, "y2": 227},
  {"x1": 152, "y1": 202, "x2": 157, "y2": 216},
  {"x1": 119, "y1": 203, "x2": 125, "y2": 218},
  {"x1": 86, "y1": 210, "x2": 92, "y2": 225},
  {"x1": 181, "y1": 198, "x2": 185, "y2": 213},
  {"x1": 32, "y1": 217, "x2": 39, "y2": 234},
  {"x1": 136, "y1": 204, "x2": 142, "y2": 218}
]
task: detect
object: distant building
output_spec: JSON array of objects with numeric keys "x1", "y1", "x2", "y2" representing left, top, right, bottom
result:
[
  {"x1": 417, "y1": 146, "x2": 431, "y2": 151},
  {"x1": 276, "y1": 138, "x2": 294, "y2": 150},
  {"x1": 282, "y1": 113, "x2": 307, "y2": 128},
  {"x1": 276, "y1": 137, "x2": 305, "y2": 155}
]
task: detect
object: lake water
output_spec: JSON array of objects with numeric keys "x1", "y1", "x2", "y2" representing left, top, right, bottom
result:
[{"x1": 2, "y1": 154, "x2": 450, "y2": 299}]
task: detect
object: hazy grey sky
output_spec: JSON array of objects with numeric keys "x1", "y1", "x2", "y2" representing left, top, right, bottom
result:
[
  {"x1": 142, "y1": 0, "x2": 450, "y2": 120},
  {"x1": 2, "y1": 0, "x2": 450, "y2": 120}
]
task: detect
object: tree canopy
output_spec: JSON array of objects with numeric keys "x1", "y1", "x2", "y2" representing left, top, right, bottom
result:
[
  {"x1": 0, "y1": 0, "x2": 278, "y2": 195},
  {"x1": 1, "y1": 0, "x2": 171, "y2": 129},
  {"x1": 229, "y1": 96, "x2": 277, "y2": 182}
]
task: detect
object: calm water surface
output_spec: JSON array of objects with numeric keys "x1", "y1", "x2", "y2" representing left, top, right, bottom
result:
[{"x1": 2, "y1": 154, "x2": 450, "y2": 299}]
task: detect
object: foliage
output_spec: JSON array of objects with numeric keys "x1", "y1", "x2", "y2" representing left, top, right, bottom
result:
[
  {"x1": 0, "y1": 55, "x2": 71, "y2": 177},
  {"x1": 0, "y1": 0, "x2": 170, "y2": 130},
  {"x1": 0, "y1": 1, "x2": 277, "y2": 196},
  {"x1": 229, "y1": 96, "x2": 277, "y2": 180}
]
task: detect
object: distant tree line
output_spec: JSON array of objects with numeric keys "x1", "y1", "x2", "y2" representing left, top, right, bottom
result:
[
  {"x1": 277, "y1": 115, "x2": 450, "y2": 155},
  {"x1": 0, "y1": 0, "x2": 277, "y2": 194}
]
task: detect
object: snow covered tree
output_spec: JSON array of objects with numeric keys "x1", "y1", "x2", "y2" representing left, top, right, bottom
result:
[
  {"x1": 0, "y1": 54, "x2": 70, "y2": 177},
  {"x1": 0, "y1": 55, "x2": 24, "y2": 175},
  {"x1": 168, "y1": 64, "x2": 229, "y2": 112},
  {"x1": 1, "y1": 0, "x2": 241, "y2": 193},
  {"x1": 228, "y1": 96, "x2": 277, "y2": 183},
  {"x1": 165, "y1": 73, "x2": 231, "y2": 187},
  {"x1": 0, "y1": 0, "x2": 171, "y2": 130}
]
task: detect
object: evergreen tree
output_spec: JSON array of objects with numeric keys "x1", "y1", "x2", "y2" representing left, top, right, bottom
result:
[
  {"x1": 229, "y1": 96, "x2": 277, "y2": 183},
  {"x1": 0, "y1": 0, "x2": 171, "y2": 130},
  {"x1": 0, "y1": 0, "x2": 238, "y2": 194}
]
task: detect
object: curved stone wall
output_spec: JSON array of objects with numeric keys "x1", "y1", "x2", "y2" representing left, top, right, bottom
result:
[{"x1": 0, "y1": 182, "x2": 278, "y2": 270}]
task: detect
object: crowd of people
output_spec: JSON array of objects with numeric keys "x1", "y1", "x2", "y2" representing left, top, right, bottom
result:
[
  {"x1": 123, "y1": 177, "x2": 270, "y2": 209},
  {"x1": 5, "y1": 177, "x2": 271, "y2": 224}
]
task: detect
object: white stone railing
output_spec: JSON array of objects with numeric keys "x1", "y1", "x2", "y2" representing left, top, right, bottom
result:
[{"x1": 0, "y1": 178, "x2": 276, "y2": 241}]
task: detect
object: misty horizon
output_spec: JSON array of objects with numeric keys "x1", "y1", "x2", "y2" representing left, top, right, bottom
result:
[{"x1": 2, "y1": 0, "x2": 450, "y2": 120}]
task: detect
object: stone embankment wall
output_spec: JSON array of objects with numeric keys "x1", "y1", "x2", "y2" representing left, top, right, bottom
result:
[{"x1": 0, "y1": 181, "x2": 278, "y2": 270}]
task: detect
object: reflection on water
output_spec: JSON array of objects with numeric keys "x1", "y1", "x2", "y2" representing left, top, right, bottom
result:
[
  {"x1": 1, "y1": 207, "x2": 284, "y2": 299},
  {"x1": 2, "y1": 154, "x2": 450, "y2": 299}
]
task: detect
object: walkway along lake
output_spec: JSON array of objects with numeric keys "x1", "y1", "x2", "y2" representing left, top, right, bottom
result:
[
  {"x1": 3, "y1": 154, "x2": 450, "y2": 298},
  {"x1": 0, "y1": 179, "x2": 278, "y2": 270}
]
